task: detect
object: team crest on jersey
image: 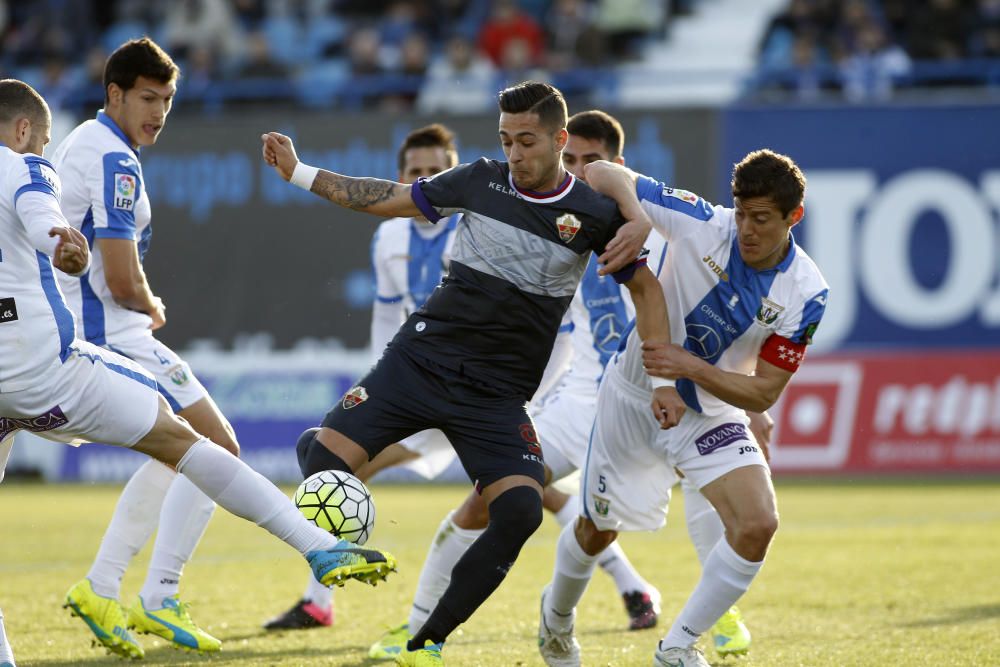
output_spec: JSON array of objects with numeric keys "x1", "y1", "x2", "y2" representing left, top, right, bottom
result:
[
  {"x1": 756, "y1": 297, "x2": 784, "y2": 325},
  {"x1": 113, "y1": 173, "x2": 136, "y2": 211},
  {"x1": 167, "y1": 364, "x2": 189, "y2": 386},
  {"x1": 342, "y1": 385, "x2": 369, "y2": 409},
  {"x1": 663, "y1": 186, "x2": 699, "y2": 205},
  {"x1": 592, "y1": 495, "x2": 610, "y2": 517},
  {"x1": 555, "y1": 213, "x2": 582, "y2": 243}
]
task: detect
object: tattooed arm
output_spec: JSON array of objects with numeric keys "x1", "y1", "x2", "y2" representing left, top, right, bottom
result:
[{"x1": 261, "y1": 131, "x2": 421, "y2": 218}]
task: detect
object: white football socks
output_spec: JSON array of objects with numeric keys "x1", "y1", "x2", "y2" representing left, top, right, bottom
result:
[
  {"x1": 408, "y1": 511, "x2": 484, "y2": 631},
  {"x1": 303, "y1": 572, "x2": 333, "y2": 610},
  {"x1": 681, "y1": 478, "x2": 725, "y2": 565},
  {"x1": 661, "y1": 538, "x2": 762, "y2": 648},
  {"x1": 0, "y1": 607, "x2": 15, "y2": 666},
  {"x1": 140, "y1": 474, "x2": 216, "y2": 609},
  {"x1": 551, "y1": 496, "x2": 651, "y2": 596},
  {"x1": 546, "y1": 521, "x2": 599, "y2": 632},
  {"x1": 175, "y1": 439, "x2": 337, "y2": 554},
  {"x1": 87, "y1": 459, "x2": 174, "y2": 599}
]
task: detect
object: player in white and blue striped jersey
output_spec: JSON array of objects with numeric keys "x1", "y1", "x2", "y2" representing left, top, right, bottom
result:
[
  {"x1": 541, "y1": 150, "x2": 828, "y2": 667},
  {"x1": 0, "y1": 78, "x2": 396, "y2": 664},
  {"x1": 52, "y1": 38, "x2": 241, "y2": 655}
]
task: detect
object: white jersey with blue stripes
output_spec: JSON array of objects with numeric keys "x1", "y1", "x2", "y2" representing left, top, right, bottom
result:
[
  {"x1": 369, "y1": 214, "x2": 460, "y2": 357},
  {"x1": 52, "y1": 112, "x2": 153, "y2": 345},
  {"x1": 560, "y1": 231, "x2": 667, "y2": 393},
  {"x1": 613, "y1": 176, "x2": 829, "y2": 417},
  {"x1": 0, "y1": 145, "x2": 77, "y2": 391}
]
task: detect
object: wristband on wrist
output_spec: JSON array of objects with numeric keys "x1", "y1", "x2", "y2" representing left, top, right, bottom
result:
[
  {"x1": 290, "y1": 162, "x2": 319, "y2": 190},
  {"x1": 649, "y1": 376, "x2": 675, "y2": 389}
]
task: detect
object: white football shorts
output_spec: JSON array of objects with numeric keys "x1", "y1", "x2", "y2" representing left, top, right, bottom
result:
[
  {"x1": 0, "y1": 340, "x2": 160, "y2": 453},
  {"x1": 582, "y1": 362, "x2": 766, "y2": 532},
  {"x1": 106, "y1": 332, "x2": 207, "y2": 412},
  {"x1": 398, "y1": 429, "x2": 456, "y2": 479},
  {"x1": 531, "y1": 379, "x2": 598, "y2": 482}
]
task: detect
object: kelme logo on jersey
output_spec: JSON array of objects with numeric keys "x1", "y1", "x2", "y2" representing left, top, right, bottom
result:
[
  {"x1": 756, "y1": 297, "x2": 784, "y2": 325},
  {"x1": 113, "y1": 173, "x2": 136, "y2": 211},
  {"x1": 342, "y1": 385, "x2": 369, "y2": 409},
  {"x1": 592, "y1": 495, "x2": 610, "y2": 516},
  {"x1": 555, "y1": 213, "x2": 581, "y2": 243},
  {"x1": 39, "y1": 163, "x2": 60, "y2": 195}
]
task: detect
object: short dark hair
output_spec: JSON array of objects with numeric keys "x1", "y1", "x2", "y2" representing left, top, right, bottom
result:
[
  {"x1": 731, "y1": 149, "x2": 806, "y2": 216},
  {"x1": 567, "y1": 110, "x2": 624, "y2": 159},
  {"x1": 397, "y1": 123, "x2": 459, "y2": 172},
  {"x1": 104, "y1": 37, "x2": 179, "y2": 104},
  {"x1": 0, "y1": 79, "x2": 48, "y2": 125},
  {"x1": 497, "y1": 81, "x2": 567, "y2": 131}
]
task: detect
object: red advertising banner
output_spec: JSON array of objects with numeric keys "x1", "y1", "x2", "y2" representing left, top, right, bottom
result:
[{"x1": 769, "y1": 351, "x2": 1000, "y2": 473}]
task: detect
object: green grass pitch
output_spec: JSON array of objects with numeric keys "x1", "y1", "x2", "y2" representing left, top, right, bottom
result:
[{"x1": 2, "y1": 480, "x2": 999, "y2": 666}]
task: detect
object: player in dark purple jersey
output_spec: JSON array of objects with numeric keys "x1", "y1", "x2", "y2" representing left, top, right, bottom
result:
[{"x1": 262, "y1": 81, "x2": 685, "y2": 665}]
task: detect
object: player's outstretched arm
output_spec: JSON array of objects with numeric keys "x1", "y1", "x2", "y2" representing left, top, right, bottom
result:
[
  {"x1": 585, "y1": 161, "x2": 651, "y2": 275},
  {"x1": 642, "y1": 342, "x2": 794, "y2": 413},
  {"x1": 624, "y1": 266, "x2": 686, "y2": 429},
  {"x1": 261, "y1": 132, "x2": 421, "y2": 218}
]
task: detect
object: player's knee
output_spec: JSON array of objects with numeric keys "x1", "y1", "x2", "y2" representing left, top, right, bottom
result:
[
  {"x1": 454, "y1": 492, "x2": 490, "y2": 530},
  {"x1": 296, "y1": 427, "x2": 352, "y2": 477},
  {"x1": 736, "y1": 510, "x2": 779, "y2": 552},
  {"x1": 576, "y1": 516, "x2": 617, "y2": 555},
  {"x1": 489, "y1": 485, "x2": 543, "y2": 545}
]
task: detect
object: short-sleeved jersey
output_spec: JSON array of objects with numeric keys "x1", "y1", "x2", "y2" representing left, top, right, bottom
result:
[
  {"x1": 403, "y1": 157, "x2": 635, "y2": 399},
  {"x1": 613, "y1": 176, "x2": 829, "y2": 416},
  {"x1": 52, "y1": 111, "x2": 153, "y2": 344},
  {"x1": 0, "y1": 145, "x2": 76, "y2": 390},
  {"x1": 371, "y1": 214, "x2": 460, "y2": 317}
]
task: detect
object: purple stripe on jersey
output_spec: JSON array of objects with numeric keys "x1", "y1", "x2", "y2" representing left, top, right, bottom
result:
[
  {"x1": 610, "y1": 257, "x2": 648, "y2": 285},
  {"x1": 411, "y1": 179, "x2": 444, "y2": 223}
]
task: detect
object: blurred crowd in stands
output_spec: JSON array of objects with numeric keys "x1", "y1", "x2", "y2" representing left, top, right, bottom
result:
[
  {"x1": 0, "y1": 0, "x2": 684, "y2": 112},
  {"x1": 754, "y1": 0, "x2": 1000, "y2": 101},
  {"x1": 0, "y1": 0, "x2": 996, "y2": 112}
]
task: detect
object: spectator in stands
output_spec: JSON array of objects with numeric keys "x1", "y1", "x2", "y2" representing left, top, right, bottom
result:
[
  {"x1": 967, "y1": 0, "x2": 1000, "y2": 58},
  {"x1": 238, "y1": 31, "x2": 291, "y2": 80},
  {"x1": 416, "y1": 33, "x2": 497, "y2": 114},
  {"x1": 164, "y1": 0, "x2": 243, "y2": 69},
  {"x1": 545, "y1": 0, "x2": 605, "y2": 70},
  {"x1": 594, "y1": 0, "x2": 667, "y2": 61},
  {"x1": 906, "y1": 0, "x2": 969, "y2": 60},
  {"x1": 478, "y1": 0, "x2": 545, "y2": 68},
  {"x1": 839, "y1": 18, "x2": 910, "y2": 102}
]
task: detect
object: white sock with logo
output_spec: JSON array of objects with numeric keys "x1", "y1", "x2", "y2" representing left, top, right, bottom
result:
[
  {"x1": 140, "y1": 474, "x2": 216, "y2": 609},
  {"x1": 0, "y1": 607, "x2": 15, "y2": 665},
  {"x1": 545, "y1": 521, "x2": 599, "y2": 632},
  {"x1": 175, "y1": 439, "x2": 337, "y2": 554},
  {"x1": 87, "y1": 460, "x2": 174, "y2": 599},
  {"x1": 681, "y1": 477, "x2": 725, "y2": 565},
  {"x1": 661, "y1": 539, "x2": 762, "y2": 648},
  {"x1": 408, "y1": 511, "x2": 484, "y2": 631}
]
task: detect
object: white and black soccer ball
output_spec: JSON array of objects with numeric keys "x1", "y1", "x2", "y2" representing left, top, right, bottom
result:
[{"x1": 294, "y1": 470, "x2": 375, "y2": 545}]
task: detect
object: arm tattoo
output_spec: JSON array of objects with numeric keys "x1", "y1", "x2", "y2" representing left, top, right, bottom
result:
[{"x1": 311, "y1": 171, "x2": 402, "y2": 210}]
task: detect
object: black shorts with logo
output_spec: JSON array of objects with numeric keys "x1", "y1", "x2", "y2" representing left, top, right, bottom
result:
[{"x1": 322, "y1": 345, "x2": 545, "y2": 489}]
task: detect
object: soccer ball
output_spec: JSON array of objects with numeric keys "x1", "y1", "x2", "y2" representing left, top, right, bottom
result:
[{"x1": 294, "y1": 470, "x2": 375, "y2": 545}]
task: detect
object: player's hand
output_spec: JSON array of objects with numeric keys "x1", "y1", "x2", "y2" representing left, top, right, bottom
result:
[
  {"x1": 261, "y1": 132, "x2": 298, "y2": 181},
  {"x1": 747, "y1": 410, "x2": 774, "y2": 462},
  {"x1": 641, "y1": 341, "x2": 696, "y2": 380},
  {"x1": 148, "y1": 296, "x2": 166, "y2": 331},
  {"x1": 651, "y1": 386, "x2": 686, "y2": 429},
  {"x1": 49, "y1": 226, "x2": 89, "y2": 275},
  {"x1": 598, "y1": 213, "x2": 652, "y2": 276}
]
